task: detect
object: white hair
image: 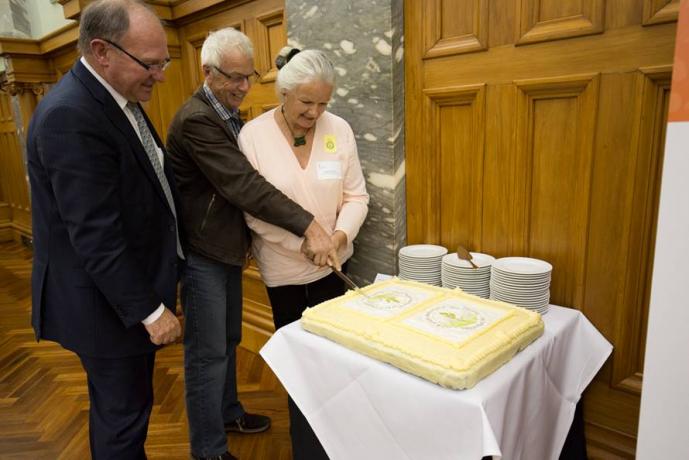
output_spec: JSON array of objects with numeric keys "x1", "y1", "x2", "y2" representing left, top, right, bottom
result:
[
  {"x1": 200, "y1": 28, "x2": 253, "y2": 68},
  {"x1": 275, "y1": 48, "x2": 335, "y2": 101}
]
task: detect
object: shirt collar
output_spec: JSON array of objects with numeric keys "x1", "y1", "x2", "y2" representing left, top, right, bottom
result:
[
  {"x1": 80, "y1": 57, "x2": 129, "y2": 111},
  {"x1": 203, "y1": 82, "x2": 241, "y2": 122}
]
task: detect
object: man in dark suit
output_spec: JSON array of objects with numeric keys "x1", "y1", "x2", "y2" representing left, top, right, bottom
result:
[{"x1": 27, "y1": 1, "x2": 181, "y2": 458}]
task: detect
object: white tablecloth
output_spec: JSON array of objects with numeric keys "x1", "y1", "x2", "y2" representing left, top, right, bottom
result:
[{"x1": 260, "y1": 305, "x2": 612, "y2": 460}]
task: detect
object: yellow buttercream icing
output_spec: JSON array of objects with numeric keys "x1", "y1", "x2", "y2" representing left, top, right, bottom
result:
[{"x1": 301, "y1": 278, "x2": 544, "y2": 389}]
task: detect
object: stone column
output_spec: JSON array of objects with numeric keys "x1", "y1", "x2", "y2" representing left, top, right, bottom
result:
[{"x1": 286, "y1": 0, "x2": 405, "y2": 283}]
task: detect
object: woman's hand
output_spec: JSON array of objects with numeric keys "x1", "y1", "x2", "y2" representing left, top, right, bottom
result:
[{"x1": 332, "y1": 230, "x2": 348, "y2": 252}]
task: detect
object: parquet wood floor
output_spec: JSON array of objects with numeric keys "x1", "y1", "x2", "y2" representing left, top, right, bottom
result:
[{"x1": 0, "y1": 242, "x2": 293, "y2": 460}]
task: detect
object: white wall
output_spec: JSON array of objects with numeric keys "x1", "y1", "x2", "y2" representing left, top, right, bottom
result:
[
  {"x1": 25, "y1": 0, "x2": 72, "y2": 38},
  {"x1": 637, "y1": 121, "x2": 689, "y2": 457}
]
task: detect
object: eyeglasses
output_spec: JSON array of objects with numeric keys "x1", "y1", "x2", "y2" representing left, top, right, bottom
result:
[
  {"x1": 212, "y1": 65, "x2": 260, "y2": 85},
  {"x1": 103, "y1": 39, "x2": 171, "y2": 72}
]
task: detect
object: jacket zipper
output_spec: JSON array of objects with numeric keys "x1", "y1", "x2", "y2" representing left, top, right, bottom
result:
[{"x1": 200, "y1": 193, "x2": 216, "y2": 232}]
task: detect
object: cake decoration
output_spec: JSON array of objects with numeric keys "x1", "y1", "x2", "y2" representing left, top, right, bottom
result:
[{"x1": 301, "y1": 278, "x2": 544, "y2": 389}]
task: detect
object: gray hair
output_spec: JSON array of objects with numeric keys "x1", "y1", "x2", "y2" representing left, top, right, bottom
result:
[
  {"x1": 275, "y1": 48, "x2": 335, "y2": 101},
  {"x1": 77, "y1": 0, "x2": 154, "y2": 56},
  {"x1": 201, "y1": 28, "x2": 254, "y2": 69}
]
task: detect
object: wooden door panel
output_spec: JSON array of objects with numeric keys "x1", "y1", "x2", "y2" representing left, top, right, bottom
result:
[
  {"x1": 643, "y1": 0, "x2": 680, "y2": 25},
  {"x1": 417, "y1": 85, "x2": 485, "y2": 247},
  {"x1": 514, "y1": 75, "x2": 598, "y2": 308},
  {"x1": 517, "y1": 0, "x2": 605, "y2": 44},
  {"x1": 430, "y1": 86, "x2": 485, "y2": 249},
  {"x1": 254, "y1": 8, "x2": 285, "y2": 83},
  {"x1": 423, "y1": 0, "x2": 488, "y2": 57},
  {"x1": 406, "y1": 0, "x2": 677, "y2": 455}
]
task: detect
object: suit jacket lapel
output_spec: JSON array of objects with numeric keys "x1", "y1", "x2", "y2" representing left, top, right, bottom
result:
[{"x1": 72, "y1": 61, "x2": 172, "y2": 214}]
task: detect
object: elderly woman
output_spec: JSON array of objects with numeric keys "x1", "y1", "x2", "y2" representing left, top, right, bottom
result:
[{"x1": 238, "y1": 48, "x2": 369, "y2": 459}]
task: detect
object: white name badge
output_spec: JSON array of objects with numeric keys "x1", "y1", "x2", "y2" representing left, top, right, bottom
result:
[{"x1": 317, "y1": 161, "x2": 343, "y2": 180}]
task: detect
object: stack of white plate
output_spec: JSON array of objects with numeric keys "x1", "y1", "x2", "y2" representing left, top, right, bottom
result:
[
  {"x1": 490, "y1": 257, "x2": 552, "y2": 314},
  {"x1": 441, "y1": 252, "x2": 495, "y2": 298},
  {"x1": 398, "y1": 244, "x2": 447, "y2": 286}
]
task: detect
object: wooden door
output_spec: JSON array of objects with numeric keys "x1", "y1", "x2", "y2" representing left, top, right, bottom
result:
[{"x1": 404, "y1": 0, "x2": 679, "y2": 457}]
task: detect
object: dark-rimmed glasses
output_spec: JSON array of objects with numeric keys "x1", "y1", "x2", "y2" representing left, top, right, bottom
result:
[
  {"x1": 212, "y1": 65, "x2": 260, "y2": 85},
  {"x1": 103, "y1": 38, "x2": 171, "y2": 72}
]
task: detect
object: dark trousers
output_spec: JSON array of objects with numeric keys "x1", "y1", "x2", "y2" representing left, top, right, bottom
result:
[
  {"x1": 267, "y1": 269, "x2": 346, "y2": 460},
  {"x1": 79, "y1": 352, "x2": 156, "y2": 460},
  {"x1": 559, "y1": 401, "x2": 588, "y2": 460}
]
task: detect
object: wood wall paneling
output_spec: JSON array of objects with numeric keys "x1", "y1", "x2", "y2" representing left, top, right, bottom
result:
[
  {"x1": 612, "y1": 67, "x2": 671, "y2": 394},
  {"x1": 514, "y1": 74, "x2": 599, "y2": 309},
  {"x1": 642, "y1": 0, "x2": 680, "y2": 25},
  {"x1": 0, "y1": 89, "x2": 32, "y2": 240},
  {"x1": 425, "y1": 23, "x2": 677, "y2": 88},
  {"x1": 423, "y1": 0, "x2": 488, "y2": 58},
  {"x1": 254, "y1": 9, "x2": 285, "y2": 82},
  {"x1": 406, "y1": 0, "x2": 678, "y2": 455},
  {"x1": 422, "y1": 85, "x2": 485, "y2": 249},
  {"x1": 517, "y1": 0, "x2": 605, "y2": 45}
]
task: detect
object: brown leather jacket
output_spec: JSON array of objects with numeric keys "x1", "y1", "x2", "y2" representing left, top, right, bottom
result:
[{"x1": 166, "y1": 88, "x2": 313, "y2": 266}]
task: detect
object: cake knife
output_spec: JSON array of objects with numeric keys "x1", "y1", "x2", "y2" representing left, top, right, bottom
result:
[{"x1": 331, "y1": 267, "x2": 371, "y2": 299}]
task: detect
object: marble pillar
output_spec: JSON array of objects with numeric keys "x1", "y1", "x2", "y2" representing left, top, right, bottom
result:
[{"x1": 286, "y1": 0, "x2": 405, "y2": 283}]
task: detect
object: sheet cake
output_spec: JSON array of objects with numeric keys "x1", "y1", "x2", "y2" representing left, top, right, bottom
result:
[{"x1": 301, "y1": 278, "x2": 544, "y2": 389}]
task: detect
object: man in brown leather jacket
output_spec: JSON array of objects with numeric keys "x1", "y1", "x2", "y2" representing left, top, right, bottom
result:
[{"x1": 166, "y1": 28, "x2": 338, "y2": 460}]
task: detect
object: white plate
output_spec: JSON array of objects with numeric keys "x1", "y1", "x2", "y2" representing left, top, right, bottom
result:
[
  {"x1": 441, "y1": 252, "x2": 496, "y2": 269},
  {"x1": 399, "y1": 245, "x2": 448, "y2": 259},
  {"x1": 492, "y1": 257, "x2": 552, "y2": 275},
  {"x1": 490, "y1": 276, "x2": 550, "y2": 290}
]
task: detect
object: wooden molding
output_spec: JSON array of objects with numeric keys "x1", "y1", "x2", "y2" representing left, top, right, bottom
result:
[
  {"x1": 2, "y1": 57, "x2": 56, "y2": 85},
  {"x1": 171, "y1": 0, "x2": 234, "y2": 22},
  {"x1": 0, "y1": 203, "x2": 10, "y2": 222},
  {"x1": 10, "y1": 218, "x2": 32, "y2": 238},
  {"x1": 513, "y1": 73, "x2": 599, "y2": 308},
  {"x1": 610, "y1": 66, "x2": 671, "y2": 394},
  {"x1": 415, "y1": 84, "x2": 486, "y2": 245},
  {"x1": 39, "y1": 23, "x2": 79, "y2": 55},
  {"x1": 0, "y1": 24, "x2": 77, "y2": 57},
  {"x1": 642, "y1": 0, "x2": 680, "y2": 26},
  {"x1": 1, "y1": 82, "x2": 46, "y2": 97},
  {"x1": 423, "y1": 0, "x2": 488, "y2": 59},
  {"x1": 253, "y1": 8, "x2": 284, "y2": 82},
  {"x1": 425, "y1": 24, "x2": 676, "y2": 89},
  {"x1": 585, "y1": 421, "x2": 638, "y2": 457},
  {"x1": 57, "y1": 0, "x2": 86, "y2": 20},
  {"x1": 240, "y1": 265, "x2": 274, "y2": 354},
  {"x1": 516, "y1": 0, "x2": 605, "y2": 45},
  {"x1": 0, "y1": 223, "x2": 12, "y2": 243},
  {"x1": 56, "y1": 0, "x2": 248, "y2": 25},
  {"x1": 0, "y1": 38, "x2": 41, "y2": 55}
]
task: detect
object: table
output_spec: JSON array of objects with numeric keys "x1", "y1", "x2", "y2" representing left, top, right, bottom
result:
[{"x1": 260, "y1": 305, "x2": 612, "y2": 460}]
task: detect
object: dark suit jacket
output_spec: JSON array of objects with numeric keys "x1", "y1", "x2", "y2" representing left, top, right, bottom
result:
[
  {"x1": 27, "y1": 60, "x2": 181, "y2": 358},
  {"x1": 166, "y1": 87, "x2": 313, "y2": 266}
]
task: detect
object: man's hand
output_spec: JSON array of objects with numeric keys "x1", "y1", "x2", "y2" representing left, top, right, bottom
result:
[
  {"x1": 302, "y1": 219, "x2": 335, "y2": 267},
  {"x1": 144, "y1": 308, "x2": 181, "y2": 345}
]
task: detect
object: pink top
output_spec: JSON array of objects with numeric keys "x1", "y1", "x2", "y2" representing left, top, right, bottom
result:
[{"x1": 238, "y1": 109, "x2": 369, "y2": 287}]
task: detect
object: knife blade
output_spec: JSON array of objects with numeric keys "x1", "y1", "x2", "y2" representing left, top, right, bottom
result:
[{"x1": 331, "y1": 267, "x2": 370, "y2": 298}]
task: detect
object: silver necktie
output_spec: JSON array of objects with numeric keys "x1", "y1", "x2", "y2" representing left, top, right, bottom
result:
[{"x1": 127, "y1": 102, "x2": 184, "y2": 260}]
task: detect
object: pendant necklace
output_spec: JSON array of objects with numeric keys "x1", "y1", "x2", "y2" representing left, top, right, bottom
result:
[{"x1": 281, "y1": 106, "x2": 309, "y2": 147}]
